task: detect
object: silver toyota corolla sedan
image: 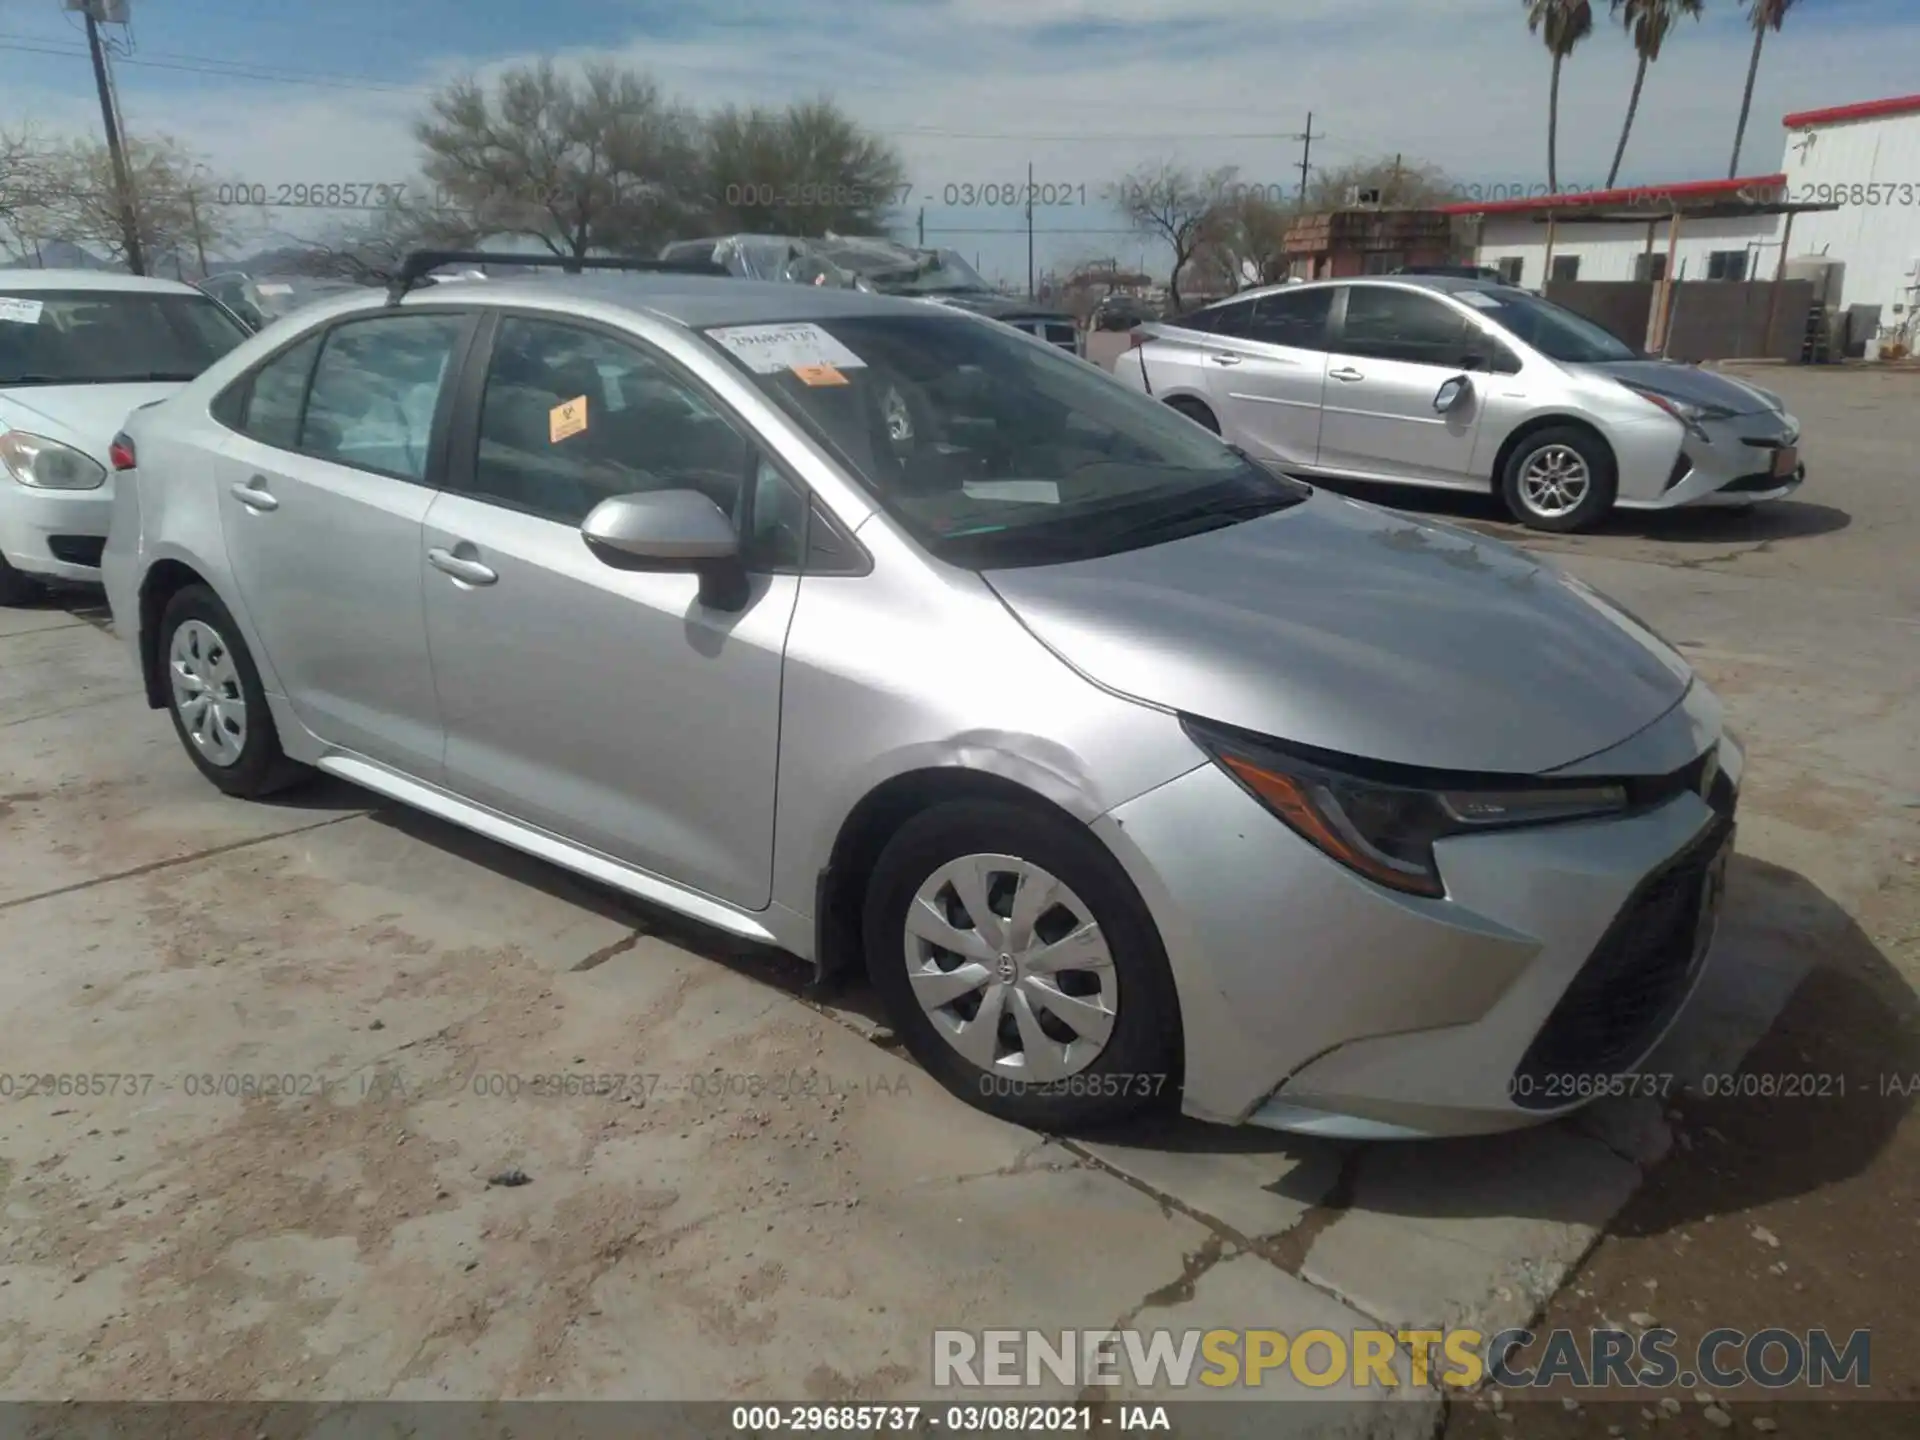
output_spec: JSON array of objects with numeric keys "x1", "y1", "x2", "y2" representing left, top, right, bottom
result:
[
  {"x1": 1114, "y1": 276, "x2": 1804, "y2": 532},
  {"x1": 102, "y1": 264, "x2": 1740, "y2": 1140}
]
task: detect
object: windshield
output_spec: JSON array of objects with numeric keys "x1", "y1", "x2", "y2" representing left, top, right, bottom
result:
[
  {"x1": 702, "y1": 311, "x2": 1308, "y2": 567},
  {"x1": 1460, "y1": 286, "x2": 1639, "y2": 363},
  {"x1": 0, "y1": 288, "x2": 250, "y2": 386},
  {"x1": 818, "y1": 242, "x2": 991, "y2": 295}
]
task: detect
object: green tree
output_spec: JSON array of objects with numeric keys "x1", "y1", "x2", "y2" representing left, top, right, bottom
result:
[
  {"x1": 416, "y1": 61, "x2": 703, "y2": 259},
  {"x1": 704, "y1": 98, "x2": 906, "y2": 237},
  {"x1": 34, "y1": 135, "x2": 242, "y2": 274},
  {"x1": 1606, "y1": 1, "x2": 1705, "y2": 189},
  {"x1": 1729, "y1": 0, "x2": 1799, "y2": 177},
  {"x1": 1525, "y1": 0, "x2": 1596, "y2": 193}
]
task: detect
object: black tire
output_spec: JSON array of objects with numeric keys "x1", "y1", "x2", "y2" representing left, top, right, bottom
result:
[
  {"x1": 0, "y1": 553, "x2": 43, "y2": 607},
  {"x1": 1165, "y1": 395, "x2": 1221, "y2": 434},
  {"x1": 157, "y1": 584, "x2": 308, "y2": 798},
  {"x1": 864, "y1": 798, "x2": 1182, "y2": 1130},
  {"x1": 1499, "y1": 424, "x2": 1617, "y2": 533}
]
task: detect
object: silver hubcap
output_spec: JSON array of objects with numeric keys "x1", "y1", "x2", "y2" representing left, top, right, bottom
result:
[
  {"x1": 1519, "y1": 444, "x2": 1591, "y2": 518},
  {"x1": 168, "y1": 619, "x2": 247, "y2": 767},
  {"x1": 903, "y1": 853, "x2": 1118, "y2": 1082}
]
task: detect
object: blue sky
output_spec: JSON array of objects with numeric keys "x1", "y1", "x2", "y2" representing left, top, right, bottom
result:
[{"x1": 2, "y1": 0, "x2": 1915, "y2": 282}]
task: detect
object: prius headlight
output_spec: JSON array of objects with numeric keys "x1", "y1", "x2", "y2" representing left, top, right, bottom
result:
[{"x1": 1185, "y1": 718, "x2": 1628, "y2": 899}]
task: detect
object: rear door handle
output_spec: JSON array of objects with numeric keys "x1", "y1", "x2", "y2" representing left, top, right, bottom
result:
[
  {"x1": 1208, "y1": 353, "x2": 1243, "y2": 366},
  {"x1": 1329, "y1": 367, "x2": 1365, "y2": 382},
  {"x1": 230, "y1": 478, "x2": 279, "y2": 511},
  {"x1": 427, "y1": 547, "x2": 498, "y2": 586}
]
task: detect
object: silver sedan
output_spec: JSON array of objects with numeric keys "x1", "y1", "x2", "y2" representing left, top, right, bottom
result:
[
  {"x1": 103, "y1": 265, "x2": 1740, "y2": 1139},
  {"x1": 1114, "y1": 276, "x2": 1804, "y2": 532}
]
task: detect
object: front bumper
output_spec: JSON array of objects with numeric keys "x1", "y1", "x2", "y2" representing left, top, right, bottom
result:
[
  {"x1": 0, "y1": 476, "x2": 114, "y2": 582},
  {"x1": 1093, "y1": 690, "x2": 1739, "y2": 1138},
  {"x1": 1619, "y1": 409, "x2": 1804, "y2": 511}
]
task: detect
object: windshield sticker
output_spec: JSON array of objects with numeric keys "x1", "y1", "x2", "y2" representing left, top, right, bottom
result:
[
  {"x1": 549, "y1": 395, "x2": 588, "y2": 444},
  {"x1": 963, "y1": 480, "x2": 1061, "y2": 505},
  {"x1": 792, "y1": 363, "x2": 849, "y2": 387},
  {"x1": 0, "y1": 298, "x2": 44, "y2": 326},
  {"x1": 708, "y1": 322, "x2": 867, "y2": 374},
  {"x1": 1455, "y1": 291, "x2": 1502, "y2": 309},
  {"x1": 254, "y1": 283, "x2": 294, "y2": 296}
]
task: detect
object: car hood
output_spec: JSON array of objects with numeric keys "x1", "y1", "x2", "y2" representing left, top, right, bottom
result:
[
  {"x1": 984, "y1": 493, "x2": 1694, "y2": 775},
  {"x1": 1577, "y1": 359, "x2": 1782, "y2": 417},
  {"x1": 0, "y1": 382, "x2": 183, "y2": 463}
]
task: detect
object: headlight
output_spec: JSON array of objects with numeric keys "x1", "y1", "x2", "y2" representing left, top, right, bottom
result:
[
  {"x1": 1185, "y1": 718, "x2": 1628, "y2": 899},
  {"x1": 0, "y1": 430, "x2": 108, "y2": 490},
  {"x1": 1623, "y1": 385, "x2": 1729, "y2": 441}
]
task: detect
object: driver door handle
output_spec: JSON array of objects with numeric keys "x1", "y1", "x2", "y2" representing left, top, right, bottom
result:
[
  {"x1": 230, "y1": 478, "x2": 279, "y2": 511},
  {"x1": 428, "y1": 547, "x2": 498, "y2": 586},
  {"x1": 1329, "y1": 367, "x2": 1365, "y2": 382},
  {"x1": 1208, "y1": 353, "x2": 1243, "y2": 366}
]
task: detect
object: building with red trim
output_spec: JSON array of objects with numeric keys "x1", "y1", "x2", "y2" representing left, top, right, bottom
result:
[{"x1": 1451, "y1": 92, "x2": 1920, "y2": 337}]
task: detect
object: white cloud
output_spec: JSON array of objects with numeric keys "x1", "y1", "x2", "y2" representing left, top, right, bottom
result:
[{"x1": 5, "y1": 0, "x2": 1914, "y2": 278}]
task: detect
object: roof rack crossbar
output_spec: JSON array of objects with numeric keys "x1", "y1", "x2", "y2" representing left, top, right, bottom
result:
[{"x1": 385, "y1": 249, "x2": 728, "y2": 304}]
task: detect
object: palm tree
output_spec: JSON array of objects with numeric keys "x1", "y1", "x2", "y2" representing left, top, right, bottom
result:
[
  {"x1": 1525, "y1": 1, "x2": 1597, "y2": 193},
  {"x1": 1606, "y1": 0, "x2": 1704, "y2": 189},
  {"x1": 1730, "y1": 0, "x2": 1799, "y2": 177}
]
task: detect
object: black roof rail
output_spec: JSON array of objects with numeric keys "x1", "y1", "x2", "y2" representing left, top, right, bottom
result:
[{"x1": 385, "y1": 249, "x2": 729, "y2": 305}]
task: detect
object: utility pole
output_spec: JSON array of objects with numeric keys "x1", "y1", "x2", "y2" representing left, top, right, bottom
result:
[
  {"x1": 1025, "y1": 159, "x2": 1035, "y2": 298},
  {"x1": 186, "y1": 184, "x2": 208, "y2": 277},
  {"x1": 79, "y1": 1, "x2": 145, "y2": 275},
  {"x1": 1295, "y1": 110, "x2": 1326, "y2": 207},
  {"x1": 916, "y1": 206, "x2": 925, "y2": 247},
  {"x1": 1390, "y1": 153, "x2": 1404, "y2": 202}
]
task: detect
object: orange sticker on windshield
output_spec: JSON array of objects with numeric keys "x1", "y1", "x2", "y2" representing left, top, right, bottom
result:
[
  {"x1": 792, "y1": 363, "x2": 849, "y2": 386},
  {"x1": 549, "y1": 395, "x2": 588, "y2": 443}
]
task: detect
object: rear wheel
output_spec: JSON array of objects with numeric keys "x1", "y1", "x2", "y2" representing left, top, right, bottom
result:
[
  {"x1": 864, "y1": 798, "x2": 1181, "y2": 1129},
  {"x1": 1164, "y1": 396, "x2": 1220, "y2": 434},
  {"x1": 1500, "y1": 425, "x2": 1617, "y2": 533},
  {"x1": 159, "y1": 584, "x2": 307, "y2": 798}
]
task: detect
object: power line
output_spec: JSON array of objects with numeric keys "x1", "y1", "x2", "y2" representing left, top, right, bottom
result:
[{"x1": 0, "y1": 35, "x2": 429, "y2": 94}]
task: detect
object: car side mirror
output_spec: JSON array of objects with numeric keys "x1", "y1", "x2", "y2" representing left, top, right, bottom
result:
[
  {"x1": 1433, "y1": 375, "x2": 1473, "y2": 413},
  {"x1": 580, "y1": 489, "x2": 749, "y2": 611}
]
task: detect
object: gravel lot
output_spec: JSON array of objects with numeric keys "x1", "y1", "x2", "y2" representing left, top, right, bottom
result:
[{"x1": 0, "y1": 364, "x2": 1912, "y2": 1435}]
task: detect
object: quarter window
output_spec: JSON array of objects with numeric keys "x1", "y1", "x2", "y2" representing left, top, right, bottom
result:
[
  {"x1": 1337, "y1": 287, "x2": 1476, "y2": 367},
  {"x1": 301, "y1": 314, "x2": 468, "y2": 481},
  {"x1": 237, "y1": 334, "x2": 322, "y2": 449}
]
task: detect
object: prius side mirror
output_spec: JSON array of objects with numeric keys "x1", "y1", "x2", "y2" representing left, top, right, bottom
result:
[
  {"x1": 580, "y1": 489, "x2": 749, "y2": 611},
  {"x1": 1433, "y1": 375, "x2": 1473, "y2": 413}
]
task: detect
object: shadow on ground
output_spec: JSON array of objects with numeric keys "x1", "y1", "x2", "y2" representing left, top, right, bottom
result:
[{"x1": 1314, "y1": 477, "x2": 1852, "y2": 547}]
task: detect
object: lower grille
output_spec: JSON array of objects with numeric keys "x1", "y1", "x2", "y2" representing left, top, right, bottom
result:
[
  {"x1": 48, "y1": 535, "x2": 106, "y2": 567},
  {"x1": 1723, "y1": 466, "x2": 1801, "y2": 494},
  {"x1": 1664, "y1": 454, "x2": 1694, "y2": 492},
  {"x1": 1511, "y1": 814, "x2": 1733, "y2": 1108}
]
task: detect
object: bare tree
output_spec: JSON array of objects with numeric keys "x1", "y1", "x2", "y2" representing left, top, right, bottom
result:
[
  {"x1": 1109, "y1": 162, "x2": 1240, "y2": 312},
  {"x1": 1196, "y1": 190, "x2": 1295, "y2": 293},
  {"x1": 33, "y1": 135, "x2": 244, "y2": 274},
  {"x1": 282, "y1": 196, "x2": 489, "y2": 285},
  {"x1": 417, "y1": 61, "x2": 704, "y2": 260},
  {"x1": 0, "y1": 128, "x2": 60, "y2": 263},
  {"x1": 1306, "y1": 155, "x2": 1458, "y2": 210},
  {"x1": 703, "y1": 97, "x2": 906, "y2": 237}
]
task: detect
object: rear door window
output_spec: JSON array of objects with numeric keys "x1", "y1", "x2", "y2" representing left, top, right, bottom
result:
[
  {"x1": 301, "y1": 313, "x2": 469, "y2": 481},
  {"x1": 1247, "y1": 288, "x2": 1334, "y2": 350}
]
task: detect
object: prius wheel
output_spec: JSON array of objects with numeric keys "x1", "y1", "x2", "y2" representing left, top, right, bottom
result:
[
  {"x1": 160, "y1": 585, "x2": 306, "y2": 798},
  {"x1": 1165, "y1": 396, "x2": 1220, "y2": 434},
  {"x1": 865, "y1": 798, "x2": 1181, "y2": 1129},
  {"x1": 1501, "y1": 426, "x2": 1616, "y2": 533}
]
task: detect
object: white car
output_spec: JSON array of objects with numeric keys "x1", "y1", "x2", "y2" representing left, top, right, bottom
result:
[{"x1": 0, "y1": 270, "x2": 250, "y2": 603}]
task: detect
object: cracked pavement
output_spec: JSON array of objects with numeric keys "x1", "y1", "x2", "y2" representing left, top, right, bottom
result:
[{"x1": 0, "y1": 366, "x2": 1913, "y2": 1436}]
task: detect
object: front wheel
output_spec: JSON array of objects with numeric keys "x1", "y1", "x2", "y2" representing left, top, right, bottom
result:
[
  {"x1": 864, "y1": 798, "x2": 1182, "y2": 1129},
  {"x1": 0, "y1": 553, "x2": 43, "y2": 607},
  {"x1": 1500, "y1": 426, "x2": 1617, "y2": 533},
  {"x1": 159, "y1": 584, "x2": 307, "y2": 798}
]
